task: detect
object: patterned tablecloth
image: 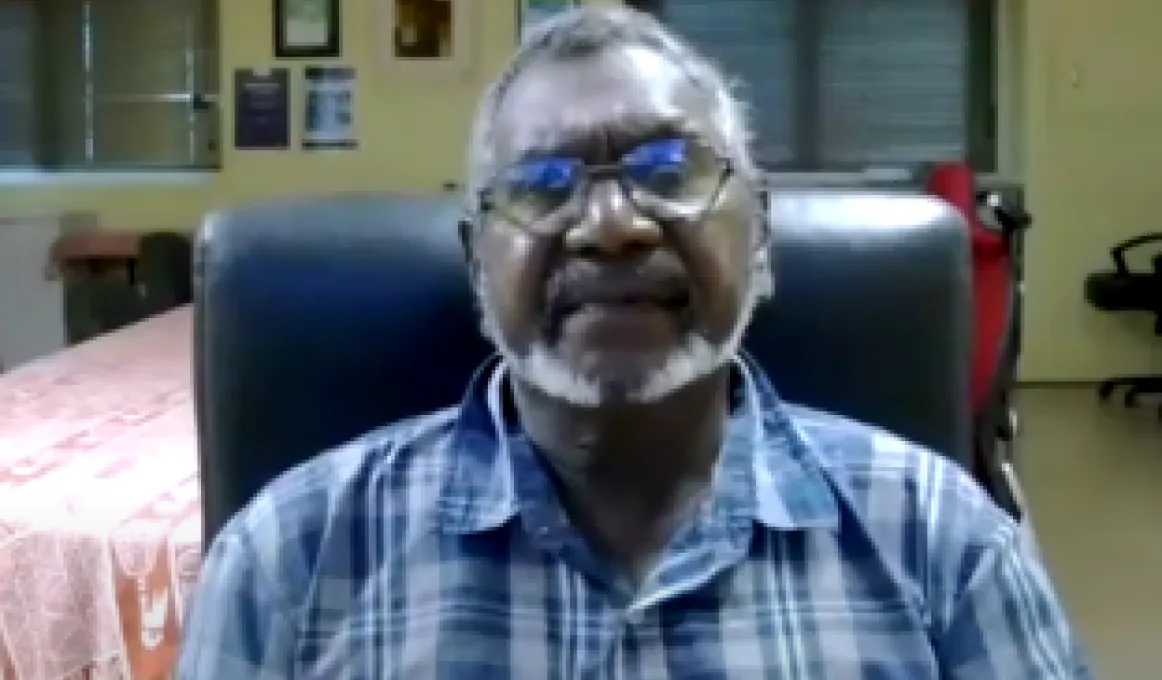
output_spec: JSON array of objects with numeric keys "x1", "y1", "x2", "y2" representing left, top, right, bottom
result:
[{"x1": 0, "y1": 307, "x2": 199, "y2": 680}]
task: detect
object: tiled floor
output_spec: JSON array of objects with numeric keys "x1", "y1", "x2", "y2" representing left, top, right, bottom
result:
[{"x1": 1016, "y1": 387, "x2": 1162, "y2": 678}]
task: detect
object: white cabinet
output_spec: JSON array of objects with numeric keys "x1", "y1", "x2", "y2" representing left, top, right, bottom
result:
[{"x1": 0, "y1": 215, "x2": 69, "y2": 371}]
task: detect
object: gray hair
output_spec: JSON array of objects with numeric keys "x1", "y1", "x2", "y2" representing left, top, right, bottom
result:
[{"x1": 463, "y1": 5, "x2": 757, "y2": 208}]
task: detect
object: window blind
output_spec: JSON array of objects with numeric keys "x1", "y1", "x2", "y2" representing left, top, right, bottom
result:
[
  {"x1": 17, "y1": 0, "x2": 219, "y2": 169},
  {"x1": 39, "y1": 0, "x2": 86, "y2": 165},
  {"x1": 659, "y1": 0, "x2": 798, "y2": 167},
  {"x1": 0, "y1": 0, "x2": 37, "y2": 166},
  {"x1": 649, "y1": 0, "x2": 973, "y2": 170},
  {"x1": 83, "y1": 0, "x2": 218, "y2": 167},
  {"x1": 816, "y1": 0, "x2": 968, "y2": 167}
]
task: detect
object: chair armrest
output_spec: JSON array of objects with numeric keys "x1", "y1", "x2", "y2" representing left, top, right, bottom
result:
[
  {"x1": 1112, "y1": 232, "x2": 1162, "y2": 274},
  {"x1": 977, "y1": 190, "x2": 1033, "y2": 235}
]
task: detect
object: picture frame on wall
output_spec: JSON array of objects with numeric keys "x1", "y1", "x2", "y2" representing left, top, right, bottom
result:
[
  {"x1": 303, "y1": 66, "x2": 358, "y2": 150},
  {"x1": 518, "y1": 0, "x2": 575, "y2": 40},
  {"x1": 274, "y1": 0, "x2": 341, "y2": 58},
  {"x1": 379, "y1": 0, "x2": 476, "y2": 78}
]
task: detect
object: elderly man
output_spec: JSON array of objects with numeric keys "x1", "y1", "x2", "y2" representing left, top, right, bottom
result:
[{"x1": 179, "y1": 6, "x2": 1090, "y2": 679}]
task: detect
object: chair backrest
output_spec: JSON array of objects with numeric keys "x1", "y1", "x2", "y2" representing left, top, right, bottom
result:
[
  {"x1": 195, "y1": 190, "x2": 972, "y2": 545},
  {"x1": 137, "y1": 231, "x2": 194, "y2": 315}
]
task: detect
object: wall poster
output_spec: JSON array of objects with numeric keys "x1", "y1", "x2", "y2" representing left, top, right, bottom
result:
[
  {"x1": 233, "y1": 67, "x2": 290, "y2": 150},
  {"x1": 302, "y1": 66, "x2": 357, "y2": 150}
]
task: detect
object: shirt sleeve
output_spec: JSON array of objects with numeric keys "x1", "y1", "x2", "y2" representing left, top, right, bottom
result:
[
  {"x1": 936, "y1": 522, "x2": 1095, "y2": 678},
  {"x1": 176, "y1": 527, "x2": 297, "y2": 680}
]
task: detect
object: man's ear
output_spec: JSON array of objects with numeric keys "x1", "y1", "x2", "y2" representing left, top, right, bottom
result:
[
  {"x1": 458, "y1": 218, "x2": 480, "y2": 282},
  {"x1": 754, "y1": 185, "x2": 772, "y2": 249},
  {"x1": 752, "y1": 186, "x2": 774, "y2": 300},
  {"x1": 752, "y1": 247, "x2": 773, "y2": 300}
]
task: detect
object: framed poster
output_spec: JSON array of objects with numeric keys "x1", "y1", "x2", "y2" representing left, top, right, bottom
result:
[
  {"x1": 303, "y1": 66, "x2": 357, "y2": 150},
  {"x1": 379, "y1": 0, "x2": 476, "y2": 78},
  {"x1": 275, "y1": 0, "x2": 341, "y2": 58},
  {"x1": 518, "y1": 0, "x2": 575, "y2": 40},
  {"x1": 233, "y1": 68, "x2": 290, "y2": 150}
]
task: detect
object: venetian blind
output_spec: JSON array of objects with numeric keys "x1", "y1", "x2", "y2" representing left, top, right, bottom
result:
[
  {"x1": 653, "y1": 0, "x2": 971, "y2": 170},
  {"x1": 816, "y1": 0, "x2": 968, "y2": 167},
  {"x1": 45, "y1": 0, "x2": 219, "y2": 168},
  {"x1": 659, "y1": 0, "x2": 798, "y2": 167},
  {"x1": 0, "y1": 0, "x2": 37, "y2": 166}
]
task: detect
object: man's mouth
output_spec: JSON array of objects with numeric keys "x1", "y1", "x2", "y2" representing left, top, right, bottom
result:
[
  {"x1": 543, "y1": 258, "x2": 696, "y2": 342},
  {"x1": 557, "y1": 288, "x2": 692, "y2": 318},
  {"x1": 545, "y1": 285, "x2": 695, "y2": 346}
]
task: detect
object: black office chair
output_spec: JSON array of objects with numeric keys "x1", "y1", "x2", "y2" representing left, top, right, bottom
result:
[
  {"x1": 137, "y1": 231, "x2": 194, "y2": 316},
  {"x1": 1085, "y1": 232, "x2": 1162, "y2": 412},
  {"x1": 194, "y1": 190, "x2": 973, "y2": 546}
]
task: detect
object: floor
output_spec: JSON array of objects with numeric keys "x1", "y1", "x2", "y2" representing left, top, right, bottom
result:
[{"x1": 1016, "y1": 387, "x2": 1162, "y2": 678}]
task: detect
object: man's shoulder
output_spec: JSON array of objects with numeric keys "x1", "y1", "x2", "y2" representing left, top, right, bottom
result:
[
  {"x1": 219, "y1": 406, "x2": 461, "y2": 562},
  {"x1": 777, "y1": 404, "x2": 1018, "y2": 609},
  {"x1": 260, "y1": 406, "x2": 457, "y2": 500},
  {"x1": 781, "y1": 404, "x2": 1009, "y2": 530}
]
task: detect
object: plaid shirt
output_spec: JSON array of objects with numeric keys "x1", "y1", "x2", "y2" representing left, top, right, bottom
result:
[{"x1": 179, "y1": 356, "x2": 1091, "y2": 679}]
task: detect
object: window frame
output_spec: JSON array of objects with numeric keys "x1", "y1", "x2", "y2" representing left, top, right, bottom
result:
[
  {"x1": 628, "y1": 0, "x2": 1003, "y2": 179},
  {"x1": 0, "y1": 0, "x2": 221, "y2": 176}
]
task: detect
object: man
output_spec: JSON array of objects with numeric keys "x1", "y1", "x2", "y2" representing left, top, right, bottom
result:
[{"x1": 180, "y1": 6, "x2": 1091, "y2": 678}]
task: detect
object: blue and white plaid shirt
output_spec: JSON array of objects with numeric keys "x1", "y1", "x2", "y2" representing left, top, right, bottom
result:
[{"x1": 179, "y1": 356, "x2": 1091, "y2": 679}]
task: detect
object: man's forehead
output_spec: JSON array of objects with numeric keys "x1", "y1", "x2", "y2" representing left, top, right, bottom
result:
[
  {"x1": 504, "y1": 109, "x2": 699, "y2": 158},
  {"x1": 492, "y1": 45, "x2": 720, "y2": 159}
]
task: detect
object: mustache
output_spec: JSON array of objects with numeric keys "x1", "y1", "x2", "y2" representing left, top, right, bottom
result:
[{"x1": 544, "y1": 255, "x2": 693, "y2": 321}]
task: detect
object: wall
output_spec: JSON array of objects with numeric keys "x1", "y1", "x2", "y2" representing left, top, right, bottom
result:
[
  {"x1": 0, "y1": 0, "x2": 1159, "y2": 381},
  {"x1": 1017, "y1": 0, "x2": 1162, "y2": 379}
]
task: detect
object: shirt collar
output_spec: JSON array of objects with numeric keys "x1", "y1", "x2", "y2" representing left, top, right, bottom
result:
[{"x1": 437, "y1": 352, "x2": 839, "y2": 534}]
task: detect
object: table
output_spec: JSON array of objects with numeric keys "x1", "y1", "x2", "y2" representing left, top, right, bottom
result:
[{"x1": 0, "y1": 307, "x2": 199, "y2": 680}]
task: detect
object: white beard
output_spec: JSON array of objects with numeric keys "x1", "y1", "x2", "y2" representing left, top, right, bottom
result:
[{"x1": 477, "y1": 273, "x2": 761, "y2": 407}]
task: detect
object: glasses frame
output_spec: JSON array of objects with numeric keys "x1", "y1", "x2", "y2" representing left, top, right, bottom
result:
[{"x1": 473, "y1": 148, "x2": 739, "y2": 236}]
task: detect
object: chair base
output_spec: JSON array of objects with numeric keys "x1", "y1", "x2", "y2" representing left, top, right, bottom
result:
[
  {"x1": 1098, "y1": 375, "x2": 1162, "y2": 421},
  {"x1": 1083, "y1": 270, "x2": 1159, "y2": 311},
  {"x1": 1098, "y1": 375, "x2": 1162, "y2": 408}
]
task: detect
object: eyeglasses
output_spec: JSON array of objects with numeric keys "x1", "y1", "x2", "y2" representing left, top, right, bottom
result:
[{"x1": 474, "y1": 137, "x2": 735, "y2": 235}]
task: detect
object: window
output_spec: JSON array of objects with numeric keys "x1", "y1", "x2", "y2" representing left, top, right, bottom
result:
[
  {"x1": 631, "y1": 0, "x2": 999, "y2": 172},
  {"x1": 0, "y1": 0, "x2": 220, "y2": 171}
]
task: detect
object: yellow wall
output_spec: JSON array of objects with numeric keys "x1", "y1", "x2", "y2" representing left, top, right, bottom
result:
[
  {"x1": 1017, "y1": 0, "x2": 1162, "y2": 380},
  {"x1": 1, "y1": 0, "x2": 1159, "y2": 381}
]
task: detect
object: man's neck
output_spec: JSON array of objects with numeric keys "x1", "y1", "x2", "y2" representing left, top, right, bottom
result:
[{"x1": 510, "y1": 366, "x2": 734, "y2": 575}]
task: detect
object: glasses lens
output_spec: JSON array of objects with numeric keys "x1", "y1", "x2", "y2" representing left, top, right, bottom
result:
[
  {"x1": 491, "y1": 157, "x2": 580, "y2": 227},
  {"x1": 621, "y1": 138, "x2": 726, "y2": 220}
]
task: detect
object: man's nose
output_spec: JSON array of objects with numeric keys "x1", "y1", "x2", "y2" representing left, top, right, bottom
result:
[{"x1": 563, "y1": 178, "x2": 663, "y2": 258}]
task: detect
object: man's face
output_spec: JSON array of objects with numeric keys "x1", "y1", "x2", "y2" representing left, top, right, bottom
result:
[{"x1": 472, "y1": 44, "x2": 764, "y2": 405}]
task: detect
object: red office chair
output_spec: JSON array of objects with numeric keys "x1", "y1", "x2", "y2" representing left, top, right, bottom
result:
[{"x1": 924, "y1": 162, "x2": 1032, "y2": 518}]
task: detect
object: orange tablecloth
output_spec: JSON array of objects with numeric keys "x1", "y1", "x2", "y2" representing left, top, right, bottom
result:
[{"x1": 0, "y1": 307, "x2": 199, "y2": 680}]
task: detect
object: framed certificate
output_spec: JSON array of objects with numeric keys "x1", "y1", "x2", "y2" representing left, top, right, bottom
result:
[
  {"x1": 275, "y1": 0, "x2": 341, "y2": 58},
  {"x1": 380, "y1": 0, "x2": 476, "y2": 79}
]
